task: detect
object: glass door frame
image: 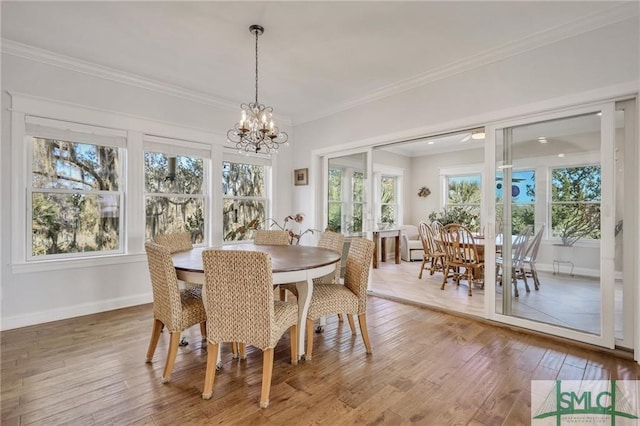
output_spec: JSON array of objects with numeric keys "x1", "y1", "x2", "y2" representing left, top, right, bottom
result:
[{"x1": 483, "y1": 102, "x2": 617, "y2": 349}]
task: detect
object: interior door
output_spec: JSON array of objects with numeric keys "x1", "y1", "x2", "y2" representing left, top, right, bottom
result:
[{"x1": 485, "y1": 103, "x2": 618, "y2": 348}]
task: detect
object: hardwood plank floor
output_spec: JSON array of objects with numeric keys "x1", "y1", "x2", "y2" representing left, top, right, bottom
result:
[
  {"x1": 1, "y1": 298, "x2": 638, "y2": 425},
  {"x1": 370, "y1": 260, "x2": 623, "y2": 336}
]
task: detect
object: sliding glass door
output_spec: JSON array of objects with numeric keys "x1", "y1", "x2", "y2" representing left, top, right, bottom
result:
[{"x1": 486, "y1": 103, "x2": 621, "y2": 348}]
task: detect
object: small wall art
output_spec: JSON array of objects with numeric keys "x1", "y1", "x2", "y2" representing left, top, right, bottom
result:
[{"x1": 294, "y1": 168, "x2": 309, "y2": 186}]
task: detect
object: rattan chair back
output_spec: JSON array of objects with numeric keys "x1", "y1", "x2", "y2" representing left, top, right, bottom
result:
[
  {"x1": 254, "y1": 230, "x2": 290, "y2": 246},
  {"x1": 154, "y1": 232, "x2": 193, "y2": 254}
]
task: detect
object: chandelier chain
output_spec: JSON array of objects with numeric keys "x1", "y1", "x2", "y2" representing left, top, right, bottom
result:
[{"x1": 254, "y1": 28, "x2": 259, "y2": 105}]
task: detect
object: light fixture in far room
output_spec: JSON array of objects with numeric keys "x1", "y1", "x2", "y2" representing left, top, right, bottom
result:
[
  {"x1": 227, "y1": 24, "x2": 289, "y2": 156},
  {"x1": 471, "y1": 129, "x2": 486, "y2": 140}
]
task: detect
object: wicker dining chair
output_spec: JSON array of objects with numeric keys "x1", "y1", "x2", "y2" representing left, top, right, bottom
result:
[
  {"x1": 440, "y1": 223, "x2": 484, "y2": 296},
  {"x1": 304, "y1": 238, "x2": 374, "y2": 360},
  {"x1": 154, "y1": 232, "x2": 199, "y2": 291},
  {"x1": 201, "y1": 249, "x2": 298, "y2": 408},
  {"x1": 254, "y1": 229, "x2": 291, "y2": 246},
  {"x1": 144, "y1": 242, "x2": 207, "y2": 383},
  {"x1": 279, "y1": 231, "x2": 345, "y2": 300},
  {"x1": 155, "y1": 232, "x2": 193, "y2": 253},
  {"x1": 417, "y1": 221, "x2": 445, "y2": 278}
]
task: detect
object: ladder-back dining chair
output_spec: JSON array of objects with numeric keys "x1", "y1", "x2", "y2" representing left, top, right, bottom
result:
[
  {"x1": 440, "y1": 223, "x2": 484, "y2": 296},
  {"x1": 417, "y1": 221, "x2": 445, "y2": 278},
  {"x1": 523, "y1": 225, "x2": 545, "y2": 291},
  {"x1": 496, "y1": 226, "x2": 532, "y2": 297}
]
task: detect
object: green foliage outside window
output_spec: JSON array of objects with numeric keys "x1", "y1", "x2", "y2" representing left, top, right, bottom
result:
[
  {"x1": 222, "y1": 161, "x2": 268, "y2": 241},
  {"x1": 31, "y1": 137, "x2": 121, "y2": 256},
  {"x1": 144, "y1": 152, "x2": 204, "y2": 243},
  {"x1": 551, "y1": 165, "x2": 601, "y2": 245}
]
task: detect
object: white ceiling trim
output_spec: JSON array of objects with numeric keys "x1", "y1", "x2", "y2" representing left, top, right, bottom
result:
[
  {"x1": 1, "y1": 39, "x2": 294, "y2": 128},
  {"x1": 2, "y1": 2, "x2": 635, "y2": 128},
  {"x1": 295, "y1": 3, "x2": 638, "y2": 125}
]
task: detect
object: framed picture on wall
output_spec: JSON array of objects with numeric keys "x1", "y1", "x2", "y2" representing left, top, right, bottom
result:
[{"x1": 294, "y1": 168, "x2": 308, "y2": 186}]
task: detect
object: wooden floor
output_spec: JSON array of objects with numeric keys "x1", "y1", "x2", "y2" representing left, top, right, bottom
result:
[
  {"x1": 370, "y1": 260, "x2": 622, "y2": 336},
  {"x1": 2, "y1": 297, "x2": 639, "y2": 425}
]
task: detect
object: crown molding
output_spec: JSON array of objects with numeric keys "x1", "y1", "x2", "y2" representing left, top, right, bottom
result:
[
  {"x1": 1, "y1": 39, "x2": 295, "y2": 127},
  {"x1": 294, "y1": 3, "x2": 638, "y2": 125}
]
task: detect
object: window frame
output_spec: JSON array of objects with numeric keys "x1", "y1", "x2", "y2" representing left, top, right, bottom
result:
[
  {"x1": 549, "y1": 162, "x2": 602, "y2": 243},
  {"x1": 26, "y1": 118, "x2": 126, "y2": 261},
  {"x1": 222, "y1": 154, "x2": 272, "y2": 244},
  {"x1": 143, "y1": 135, "x2": 210, "y2": 246}
]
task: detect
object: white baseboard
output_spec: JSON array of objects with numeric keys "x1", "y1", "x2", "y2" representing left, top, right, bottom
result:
[
  {"x1": 536, "y1": 263, "x2": 621, "y2": 280},
  {"x1": 1, "y1": 292, "x2": 153, "y2": 331}
]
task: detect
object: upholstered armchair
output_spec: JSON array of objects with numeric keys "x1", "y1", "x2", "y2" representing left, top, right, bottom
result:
[{"x1": 400, "y1": 225, "x2": 423, "y2": 261}]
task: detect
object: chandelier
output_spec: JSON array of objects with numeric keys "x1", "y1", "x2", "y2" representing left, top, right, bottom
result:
[{"x1": 227, "y1": 25, "x2": 288, "y2": 155}]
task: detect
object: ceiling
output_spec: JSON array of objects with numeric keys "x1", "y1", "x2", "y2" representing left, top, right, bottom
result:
[{"x1": 2, "y1": 1, "x2": 631, "y2": 127}]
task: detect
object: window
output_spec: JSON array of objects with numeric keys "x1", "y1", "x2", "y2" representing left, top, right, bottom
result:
[
  {"x1": 327, "y1": 166, "x2": 364, "y2": 234},
  {"x1": 144, "y1": 152, "x2": 206, "y2": 243},
  {"x1": 444, "y1": 174, "x2": 481, "y2": 231},
  {"x1": 496, "y1": 169, "x2": 535, "y2": 235},
  {"x1": 222, "y1": 160, "x2": 269, "y2": 241},
  {"x1": 27, "y1": 118, "x2": 125, "y2": 259},
  {"x1": 379, "y1": 175, "x2": 398, "y2": 226},
  {"x1": 327, "y1": 168, "x2": 343, "y2": 233},
  {"x1": 551, "y1": 165, "x2": 601, "y2": 244}
]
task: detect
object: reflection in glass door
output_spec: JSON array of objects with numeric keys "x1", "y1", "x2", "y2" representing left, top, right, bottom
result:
[
  {"x1": 490, "y1": 105, "x2": 617, "y2": 348},
  {"x1": 325, "y1": 152, "x2": 370, "y2": 236}
]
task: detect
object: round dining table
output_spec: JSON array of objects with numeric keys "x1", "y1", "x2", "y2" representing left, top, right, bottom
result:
[{"x1": 172, "y1": 244, "x2": 341, "y2": 360}]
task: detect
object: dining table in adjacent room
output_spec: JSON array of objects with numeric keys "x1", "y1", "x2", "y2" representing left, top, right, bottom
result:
[{"x1": 171, "y1": 244, "x2": 341, "y2": 360}]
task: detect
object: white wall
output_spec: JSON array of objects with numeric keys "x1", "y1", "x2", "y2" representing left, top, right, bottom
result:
[
  {"x1": 1, "y1": 54, "x2": 293, "y2": 329},
  {"x1": 1, "y1": 16, "x2": 637, "y2": 330},
  {"x1": 294, "y1": 18, "x2": 638, "y2": 172}
]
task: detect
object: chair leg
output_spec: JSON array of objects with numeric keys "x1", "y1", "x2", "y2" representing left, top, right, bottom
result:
[
  {"x1": 289, "y1": 324, "x2": 298, "y2": 365},
  {"x1": 199, "y1": 321, "x2": 206, "y2": 341},
  {"x1": 440, "y1": 264, "x2": 449, "y2": 290},
  {"x1": 467, "y1": 270, "x2": 473, "y2": 296},
  {"x1": 260, "y1": 348, "x2": 275, "y2": 408},
  {"x1": 347, "y1": 314, "x2": 357, "y2": 335},
  {"x1": 418, "y1": 256, "x2": 427, "y2": 279},
  {"x1": 337, "y1": 313, "x2": 344, "y2": 322},
  {"x1": 279, "y1": 286, "x2": 287, "y2": 301},
  {"x1": 305, "y1": 318, "x2": 315, "y2": 361},
  {"x1": 145, "y1": 319, "x2": 163, "y2": 363},
  {"x1": 239, "y1": 343, "x2": 247, "y2": 359},
  {"x1": 231, "y1": 342, "x2": 239, "y2": 359},
  {"x1": 358, "y1": 313, "x2": 373, "y2": 354},
  {"x1": 202, "y1": 341, "x2": 219, "y2": 399},
  {"x1": 531, "y1": 265, "x2": 540, "y2": 290},
  {"x1": 162, "y1": 331, "x2": 181, "y2": 383},
  {"x1": 521, "y1": 267, "x2": 531, "y2": 293}
]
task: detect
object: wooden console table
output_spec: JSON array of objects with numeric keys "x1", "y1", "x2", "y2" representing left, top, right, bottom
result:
[{"x1": 372, "y1": 228, "x2": 401, "y2": 269}]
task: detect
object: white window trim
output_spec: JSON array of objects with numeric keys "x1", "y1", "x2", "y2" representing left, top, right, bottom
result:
[
  {"x1": 143, "y1": 136, "x2": 211, "y2": 246},
  {"x1": 9, "y1": 92, "x2": 220, "y2": 273},
  {"x1": 221, "y1": 155, "x2": 273, "y2": 245},
  {"x1": 25, "y1": 117, "x2": 127, "y2": 262},
  {"x1": 373, "y1": 164, "x2": 404, "y2": 226}
]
